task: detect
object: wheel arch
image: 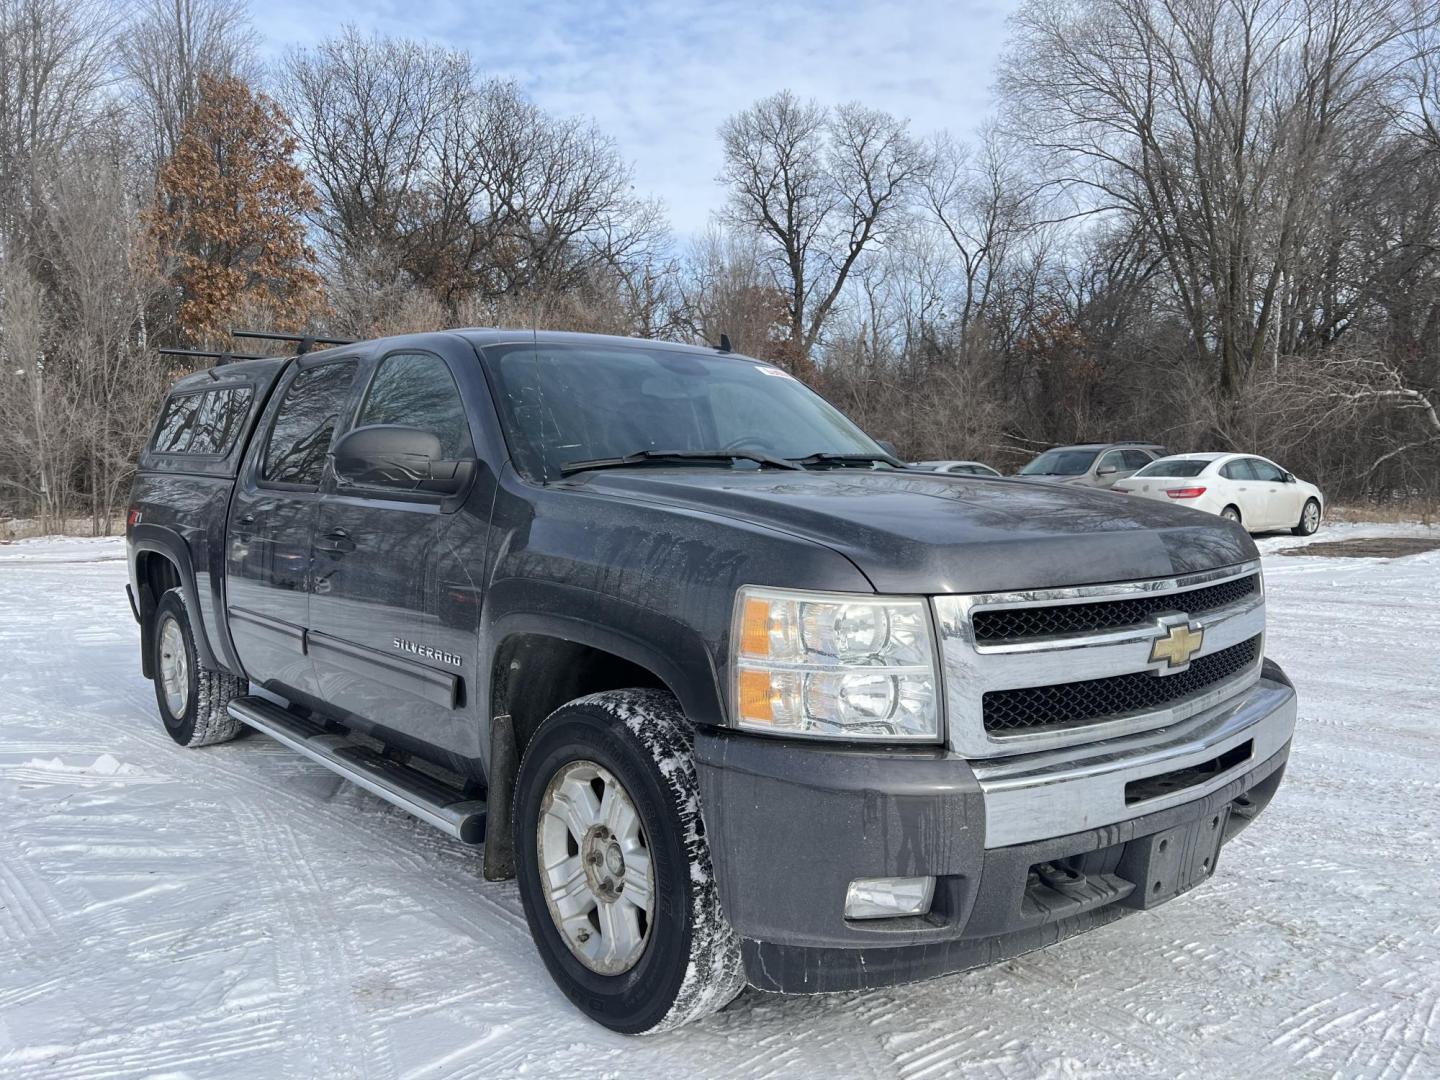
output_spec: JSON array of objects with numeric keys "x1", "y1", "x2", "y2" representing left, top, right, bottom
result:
[
  {"x1": 131, "y1": 527, "x2": 221, "y2": 677},
  {"x1": 479, "y1": 603, "x2": 722, "y2": 884},
  {"x1": 488, "y1": 618, "x2": 707, "y2": 761}
]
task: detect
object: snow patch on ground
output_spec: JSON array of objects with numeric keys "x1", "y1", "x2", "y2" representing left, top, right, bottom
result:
[
  {"x1": 0, "y1": 535, "x2": 126, "y2": 564},
  {"x1": 0, "y1": 530, "x2": 1437, "y2": 1077}
]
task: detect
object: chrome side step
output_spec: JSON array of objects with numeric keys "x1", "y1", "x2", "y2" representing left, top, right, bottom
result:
[{"x1": 228, "y1": 696, "x2": 486, "y2": 843}]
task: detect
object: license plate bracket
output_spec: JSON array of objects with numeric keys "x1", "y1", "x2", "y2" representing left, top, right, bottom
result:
[{"x1": 1118, "y1": 806, "x2": 1230, "y2": 909}]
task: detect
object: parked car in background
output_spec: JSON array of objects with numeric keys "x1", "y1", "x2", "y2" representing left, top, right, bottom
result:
[
  {"x1": 1015, "y1": 442, "x2": 1167, "y2": 489},
  {"x1": 1113, "y1": 453, "x2": 1324, "y2": 535},
  {"x1": 911, "y1": 460, "x2": 1002, "y2": 477}
]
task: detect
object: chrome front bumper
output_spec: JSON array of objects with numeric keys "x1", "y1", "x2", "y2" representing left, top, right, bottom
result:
[{"x1": 971, "y1": 671, "x2": 1296, "y2": 847}]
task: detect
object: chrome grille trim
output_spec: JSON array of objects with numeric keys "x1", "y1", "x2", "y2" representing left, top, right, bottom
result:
[{"x1": 935, "y1": 561, "x2": 1265, "y2": 758}]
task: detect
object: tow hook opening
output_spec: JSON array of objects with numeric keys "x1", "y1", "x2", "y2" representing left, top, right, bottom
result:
[{"x1": 1123, "y1": 739, "x2": 1253, "y2": 805}]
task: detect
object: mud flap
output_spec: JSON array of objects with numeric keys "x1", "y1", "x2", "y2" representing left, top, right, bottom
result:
[{"x1": 1118, "y1": 805, "x2": 1230, "y2": 909}]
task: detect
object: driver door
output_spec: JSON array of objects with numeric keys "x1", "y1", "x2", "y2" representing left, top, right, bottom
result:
[
  {"x1": 306, "y1": 349, "x2": 482, "y2": 745},
  {"x1": 1093, "y1": 449, "x2": 1127, "y2": 488}
]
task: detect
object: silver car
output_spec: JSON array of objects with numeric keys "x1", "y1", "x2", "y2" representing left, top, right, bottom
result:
[
  {"x1": 1015, "y1": 443, "x2": 1167, "y2": 489},
  {"x1": 912, "y1": 460, "x2": 1003, "y2": 477}
]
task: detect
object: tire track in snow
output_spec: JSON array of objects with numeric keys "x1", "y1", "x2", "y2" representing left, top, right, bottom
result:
[{"x1": 6, "y1": 538, "x2": 1440, "y2": 1078}]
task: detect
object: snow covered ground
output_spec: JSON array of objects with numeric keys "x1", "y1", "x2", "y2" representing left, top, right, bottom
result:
[{"x1": 1, "y1": 526, "x2": 1437, "y2": 1079}]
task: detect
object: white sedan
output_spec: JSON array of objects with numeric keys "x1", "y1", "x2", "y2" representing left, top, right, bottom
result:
[{"x1": 1112, "y1": 453, "x2": 1324, "y2": 535}]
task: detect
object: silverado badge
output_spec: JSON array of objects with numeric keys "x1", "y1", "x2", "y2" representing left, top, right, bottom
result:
[{"x1": 1150, "y1": 620, "x2": 1204, "y2": 671}]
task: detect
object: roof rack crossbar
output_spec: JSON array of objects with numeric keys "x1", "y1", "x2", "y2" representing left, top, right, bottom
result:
[
  {"x1": 158, "y1": 347, "x2": 269, "y2": 367},
  {"x1": 229, "y1": 328, "x2": 355, "y2": 355}
]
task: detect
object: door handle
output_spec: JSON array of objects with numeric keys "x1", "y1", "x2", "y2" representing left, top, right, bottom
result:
[{"x1": 316, "y1": 529, "x2": 356, "y2": 554}]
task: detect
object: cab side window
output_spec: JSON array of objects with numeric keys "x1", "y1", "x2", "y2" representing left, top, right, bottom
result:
[
  {"x1": 262, "y1": 361, "x2": 358, "y2": 487},
  {"x1": 355, "y1": 352, "x2": 472, "y2": 458}
]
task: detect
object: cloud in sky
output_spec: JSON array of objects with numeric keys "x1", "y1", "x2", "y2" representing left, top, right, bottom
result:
[{"x1": 251, "y1": 0, "x2": 1019, "y2": 235}]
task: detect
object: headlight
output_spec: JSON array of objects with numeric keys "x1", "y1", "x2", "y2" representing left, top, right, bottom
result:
[{"x1": 730, "y1": 586, "x2": 941, "y2": 742}]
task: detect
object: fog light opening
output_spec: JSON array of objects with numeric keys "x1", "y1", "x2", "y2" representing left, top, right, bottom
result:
[{"x1": 844, "y1": 875, "x2": 936, "y2": 920}]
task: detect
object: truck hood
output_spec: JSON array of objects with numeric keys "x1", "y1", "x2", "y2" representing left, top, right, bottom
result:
[{"x1": 565, "y1": 470, "x2": 1256, "y2": 594}]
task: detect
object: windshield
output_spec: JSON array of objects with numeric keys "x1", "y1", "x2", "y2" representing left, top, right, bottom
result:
[
  {"x1": 1134, "y1": 459, "x2": 1209, "y2": 478},
  {"x1": 1019, "y1": 449, "x2": 1098, "y2": 476},
  {"x1": 483, "y1": 342, "x2": 887, "y2": 480}
]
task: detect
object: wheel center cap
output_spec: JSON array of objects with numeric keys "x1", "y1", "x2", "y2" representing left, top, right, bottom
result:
[{"x1": 581, "y1": 827, "x2": 626, "y2": 900}]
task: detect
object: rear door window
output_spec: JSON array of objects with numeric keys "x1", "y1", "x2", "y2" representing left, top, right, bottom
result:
[
  {"x1": 1221, "y1": 459, "x2": 1258, "y2": 480},
  {"x1": 262, "y1": 362, "x2": 358, "y2": 487}
]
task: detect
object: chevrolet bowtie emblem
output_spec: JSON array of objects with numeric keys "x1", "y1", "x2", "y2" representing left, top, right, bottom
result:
[{"x1": 1150, "y1": 621, "x2": 1204, "y2": 669}]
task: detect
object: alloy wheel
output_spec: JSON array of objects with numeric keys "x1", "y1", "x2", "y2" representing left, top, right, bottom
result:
[
  {"x1": 536, "y1": 760, "x2": 655, "y2": 975},
  {"x1": 157, "y1": 614, "x2": 190, "y2": 717}
]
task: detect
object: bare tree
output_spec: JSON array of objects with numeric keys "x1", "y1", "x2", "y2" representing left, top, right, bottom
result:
[
  {"x1": 1000, "y1": 0, "x2": 1437, "y2": 399},
  {"x1": 281, "y1": 34, "x2": 663, "y2": 319},
  {"x1": 0, "y1": 0, "x2": 118, "y2": 248},
  {"x1": 40, "y1": 137, "x2": 170, "y2": 530},
  {"x1": 921, "y1": 129, "x2": 1033, "y2": 333},
  {"x1": 718, "y1": 91, "x2": 928, "y2": 367},
  {"x1": 278, "y1": 30, "x2": 469, "y2": 288},
  {"x1": 119, "y1": 0, "x2": 259, "y2": 176}
]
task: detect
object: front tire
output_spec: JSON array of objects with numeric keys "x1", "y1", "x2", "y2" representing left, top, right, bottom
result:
[
  {"x1": 150, "y1": 589, "x2": 247, "y2": 747},
  {"x1": 1293, "y1": 498, "x2": 1322, "y2": 536},
  {"x1": 513, "y1": 689, "x2": 745, "y2": 1034}
]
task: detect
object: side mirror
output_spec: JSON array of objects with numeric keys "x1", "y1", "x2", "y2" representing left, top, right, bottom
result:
[
  {"x1": 332, "y1": 425, "x2": 474, "y2": 495},
  {"x1": 1096, "y1": 464, "x2": 1118, "y2": 476},
  {"x1": 1284, "y1": 471, "x2": 1296, "y2": 483}
]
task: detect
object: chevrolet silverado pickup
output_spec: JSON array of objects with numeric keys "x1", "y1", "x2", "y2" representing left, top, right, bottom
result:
[{"x1": 125, "y1": 329, "x2": 1296, "y2": 1033}]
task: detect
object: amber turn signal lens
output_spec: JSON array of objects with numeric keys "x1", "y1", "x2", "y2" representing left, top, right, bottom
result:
[
  {"x1": 737, "y1": 669, "x2": 774, "y2": 722},
  {"x1": 739, "y1": 596, "x2": 772, "y2": 657}
]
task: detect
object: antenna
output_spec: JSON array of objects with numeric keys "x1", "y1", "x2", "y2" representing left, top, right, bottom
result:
[
  {"x1": 717, "y1": 333, "x2": 732, "y2": 353},
  {"x1": 229, "y1": 329, "x2": 355, "y2": 355}
]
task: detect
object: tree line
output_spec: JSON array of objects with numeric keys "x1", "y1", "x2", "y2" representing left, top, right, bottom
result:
[{"x1": 2, "y1": 0, "x2": 1438, "y2": 534}]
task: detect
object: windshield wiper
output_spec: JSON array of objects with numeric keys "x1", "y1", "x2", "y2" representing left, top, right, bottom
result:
[
  {"x1": 559, "y1": 449, "x2": 805, "y2": 477},
  {"x1": 789, "y1": 452, "x2": 901, "y2": 469}
]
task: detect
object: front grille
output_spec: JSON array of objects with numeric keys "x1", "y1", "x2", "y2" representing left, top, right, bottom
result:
[
  {"x1": 972, "y1": 573, "x2": 1260, "y2": 643},
  {"x1": 982, "y1": 635, "x2": 1261, "y2": 735}
]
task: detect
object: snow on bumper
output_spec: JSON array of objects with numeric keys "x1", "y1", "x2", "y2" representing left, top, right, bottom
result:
[{"x1": 693, "y1": 660, "x2": 1295, "y2": 994}]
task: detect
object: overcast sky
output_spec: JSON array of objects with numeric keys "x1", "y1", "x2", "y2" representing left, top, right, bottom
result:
[{"x1": 251, "y1": 0, "x2": 1020, "y2": 236}]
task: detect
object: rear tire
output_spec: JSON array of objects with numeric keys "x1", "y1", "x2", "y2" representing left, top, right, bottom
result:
[
  {"x1": 1221, "y1": 505, "x2": 1242, "y2": 526},
  {"x1": 151, "y1": 589, "x2": 246, "y2": 747},
  {"x1": 1292, "y1": 498, "x2": 1321, "y2": 536},
  {"x1": 513, "y1": 689, "x2": 745, "y2": 1034}
]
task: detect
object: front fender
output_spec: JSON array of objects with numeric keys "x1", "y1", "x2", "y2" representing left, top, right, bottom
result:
[{"x1": 480, "y1": 577, "x2": 721, "y2": 728}]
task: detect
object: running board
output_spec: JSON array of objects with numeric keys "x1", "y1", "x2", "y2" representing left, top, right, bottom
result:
[{"x1": 227, "y1": 696, "x2": 486, "y2": 843}]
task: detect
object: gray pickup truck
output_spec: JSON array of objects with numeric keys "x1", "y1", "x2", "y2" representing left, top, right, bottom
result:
[{"x1": 125, "y1": 329, "x2": 1296, "y2": 1033}]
